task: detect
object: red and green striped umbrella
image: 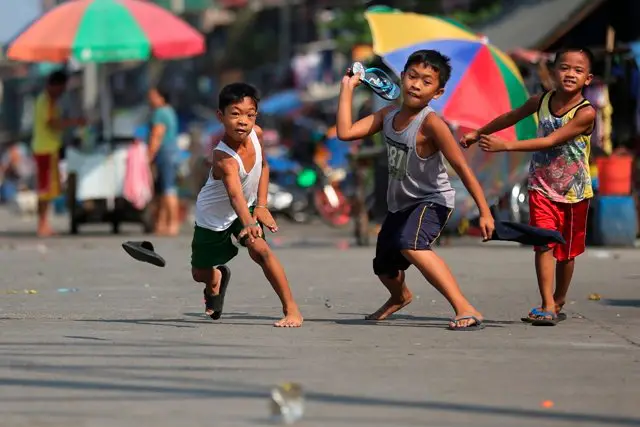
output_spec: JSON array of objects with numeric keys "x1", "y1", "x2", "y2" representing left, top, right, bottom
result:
[{"x1": 6, "y1": 0, "x2": 205, "y2": 63}]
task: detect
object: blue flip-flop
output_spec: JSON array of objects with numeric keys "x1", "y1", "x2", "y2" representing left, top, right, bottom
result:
[
  {"x1": 448, "y1": 315, "x2": 485, "y2": 331},
  {"x1": 351, "y1": 62, "x2": 401, "y2": 101},
  {"x1": 522, "y1": 307, "x2": 567, "y2": 323},
  {"x1": 531, "y1": 311, "x2": 558, "y2": 326}
]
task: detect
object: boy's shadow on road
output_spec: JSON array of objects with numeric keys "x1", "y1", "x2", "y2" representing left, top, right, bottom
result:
[{"x1": 182, "y1": 312, "x2": 515, "y2": 328}]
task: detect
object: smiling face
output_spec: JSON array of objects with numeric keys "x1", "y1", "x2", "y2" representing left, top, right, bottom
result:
[
  {"x1": 216, "y1": 96, "x2": 258, "y2": 142},
  {"x1": 554, "y1": 51, "x2": 593, "y2": 95},
  {"x1": 400, "y1": 63, "x2": 445, "y2": 109}
]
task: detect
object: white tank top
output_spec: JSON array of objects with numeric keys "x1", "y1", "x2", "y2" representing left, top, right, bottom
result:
[{"x1": 195, "y1": 129, "x2": 262, "y2": 231}]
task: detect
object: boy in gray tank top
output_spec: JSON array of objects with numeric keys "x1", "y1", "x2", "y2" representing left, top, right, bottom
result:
[{"x1": 337, "y1": 50, "x2": 495, "y2": 330}]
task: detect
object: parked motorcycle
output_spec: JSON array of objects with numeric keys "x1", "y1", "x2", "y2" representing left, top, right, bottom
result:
[{"x1": 267, "y1": 180, "x2": 314, "y2": 224}]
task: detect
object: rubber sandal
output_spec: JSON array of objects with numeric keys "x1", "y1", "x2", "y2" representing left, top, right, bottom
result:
[
  {"x1": 521, "y1": 307, "x2": 545, "y2": 323},
  {"x1": 210, "y1": 265, "x2": 231, "y2": 320},
  {"x1": 531, "y1": 311, "x2": 558, "y2": 326},
  {"x1": 203, "y1": 265, "x2": 232, "y2": 320},
  {"x1": 447, "y1": 315, "x2": 485, "y2": 331},
  {"x1": 122, "y1": 241, "x2": 166, "y2": 267},
  {"x1": 522, "y1": 307, "x2": 567, "y2": 323},
  {"x1": 351, "y1": 62, "x2": 401, "y2": 101}
]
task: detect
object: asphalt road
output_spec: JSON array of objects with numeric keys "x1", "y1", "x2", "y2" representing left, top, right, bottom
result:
[{"x1": 1, "y1": 209, "x2": 639, "y2": 427}]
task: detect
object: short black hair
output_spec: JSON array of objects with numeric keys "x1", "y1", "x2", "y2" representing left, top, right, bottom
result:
[
  {"x1": 152, "y1": 86, "x2": 172, "y2": 104},
  {"x1": 554, "y1": 47, "x2": 594, "y2": 71},
  {"x1": 218, "y1": 82, "x2": 260, "y2": 112},
  {"x1": 403, "y1": 50, "x2": 452, "y2": 88},
  {"x1": 47, "y1": 70, "x2": 68, "y2": 86}
]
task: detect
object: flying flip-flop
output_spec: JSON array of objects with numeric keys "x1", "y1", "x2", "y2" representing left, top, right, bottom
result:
[
  {"x1": 350, "y1": 62, "x2": 401, "y2": 101},
  {"x1": 122, "y1": 241, "x2": 166, "y2": 268}
]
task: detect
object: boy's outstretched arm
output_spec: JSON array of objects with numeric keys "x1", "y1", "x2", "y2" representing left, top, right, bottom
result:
[
  {"x1": 214, "y1": 152, "x2": 262, "y2": 243},
  {"x1": 426, "y1": 114, "x2": 495, "y2": 240},
  {"x1": 253, "y1": 125, "x2": 278, "y2": 232},
  {"x1": 460, "y1": 93, "x2": 542, "y2": 148},
  {"x1": 336, "y1": 71, "x2": 393, "y2": 141},
  {"x1": 479, "y1": 106, "x2": 595, "y2": 152}
]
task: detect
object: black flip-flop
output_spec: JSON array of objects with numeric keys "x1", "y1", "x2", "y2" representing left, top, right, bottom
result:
[
  {"x1": 447, "y1": 315, "x2": 485, "y2": 331},
  {"x1": 204, "y1": 265, "x2": 232, "y2": 320},
  {"x1": 122, "y1": 241, "x2": 166, "y2": 267}
]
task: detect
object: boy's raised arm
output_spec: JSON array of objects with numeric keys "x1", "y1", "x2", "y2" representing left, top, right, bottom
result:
[
  {"x1": 479, "y1": 105, "x2": 595, "y2": 152},
  {"x1": 461, "y1": 93, "x2": 543, "y2": 147},
  {"x1": 336, "y1": 72, "x2": 392, "y2": 141}
]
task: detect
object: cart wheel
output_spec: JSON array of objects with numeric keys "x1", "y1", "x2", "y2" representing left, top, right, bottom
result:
[
  {"x1": 67, "y1": 173, "x2": 79, "y2": 235},
  {"x1": 141, "y1": 205, "x2": 154, "y2": 234},
  {"x1": 142, "y1": 221, "x2": 154, "y2": 234},
  {"x1": 70, "y1": 216, "x2": 79, "y2": 235}
]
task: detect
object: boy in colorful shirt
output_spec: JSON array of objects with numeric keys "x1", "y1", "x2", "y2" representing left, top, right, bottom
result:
[{"x1": 461, "y1": 48, "x2": 596, "y2": 326}]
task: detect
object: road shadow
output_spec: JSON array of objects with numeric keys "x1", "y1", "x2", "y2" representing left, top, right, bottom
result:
[
  {"x1": 601, "y1": 299, "x2": 640, "y2": 308},
  {"x1": 0, "y1": 376, "x2": 638, "y2": 426},
  {"x1": 0, "y1": 230, "x2": 143, "y2": 239},
  {"x1": 181, "y1": 312, "x2": 509, "y2": 329}
]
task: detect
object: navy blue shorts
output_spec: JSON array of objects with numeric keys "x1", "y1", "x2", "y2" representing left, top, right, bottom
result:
[{"x1": 373, "y1": 201, "x2": 453, "y2": 277}]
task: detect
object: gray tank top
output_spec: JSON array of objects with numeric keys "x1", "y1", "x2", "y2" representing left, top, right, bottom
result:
[{"x1": 383, "y1": 106, "x2": 456, "y2": 212}]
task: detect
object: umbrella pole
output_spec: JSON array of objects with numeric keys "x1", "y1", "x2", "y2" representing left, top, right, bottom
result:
[{"x1": 99, "y1": 64, "x2": 113, "y2": 141}]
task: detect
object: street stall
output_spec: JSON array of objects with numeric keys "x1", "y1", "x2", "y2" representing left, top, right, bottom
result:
[{"x1": 6, "y1": 0, "x2": 205, "y2": 234}]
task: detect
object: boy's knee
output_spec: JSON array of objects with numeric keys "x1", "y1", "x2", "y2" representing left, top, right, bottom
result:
[
  {"x1": 248, "y1": 240, "x2": 271, "y2": 265},
  {"x1": 373, "y1": 257, "x2": 399, "y2": 278},
  {"x1": 191, "y1": 268, "x2": 210, "y2": 283}
]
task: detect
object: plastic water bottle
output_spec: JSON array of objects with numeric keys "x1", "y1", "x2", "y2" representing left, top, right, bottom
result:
[
  {"x1": 57, "y1": 288, "x2": 80, "y2": 293},
  {"x1": 269, "y1": 383, "x2": 304, "y2": 425}
]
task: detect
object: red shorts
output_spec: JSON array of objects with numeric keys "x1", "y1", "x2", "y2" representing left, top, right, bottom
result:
[
  {"x1": 34, "y1": 152, "x2": 61, "y2": 202},
  {"x1": 529, "y1": 190, "x2": 590, "y2": 261}
]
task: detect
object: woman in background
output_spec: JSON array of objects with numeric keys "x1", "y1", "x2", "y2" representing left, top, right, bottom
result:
[{"x1": 147, "y1": 87, "x2": 180, "y2": 236}]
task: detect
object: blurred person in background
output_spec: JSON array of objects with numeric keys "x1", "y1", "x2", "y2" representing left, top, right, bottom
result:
[
  {"x1": 147, "y1": 87, "x2": 180, "y2": 236},
  {"x1": 0, "y1": 141, "x2": 35, "y2": 203},
  {"x1": 32, "y1": 70, "x2": 84, "y2": 237}
]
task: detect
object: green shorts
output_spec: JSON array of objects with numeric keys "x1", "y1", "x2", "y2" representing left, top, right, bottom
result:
[{"x1": 191, "y1": 208, "x2": 263, "y2": 269}]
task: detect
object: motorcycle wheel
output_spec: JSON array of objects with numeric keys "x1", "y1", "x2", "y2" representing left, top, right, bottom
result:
[{"x1": 313, "y1": 185, "x2": 351, "y2": 228}]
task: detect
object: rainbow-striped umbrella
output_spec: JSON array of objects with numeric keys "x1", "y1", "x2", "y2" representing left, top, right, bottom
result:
[
  {"x1": 365, "y1": 11, "x2": 536, "y2": 141},
  {"x1": 6, "y1": 0, "x2": 205, "y2": 63}
]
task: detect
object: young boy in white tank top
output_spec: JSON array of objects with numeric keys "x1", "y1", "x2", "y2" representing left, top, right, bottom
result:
[
  {"x1": 191, "y1": 83, "x2": 303, "y2": 328},
  {"x1": 337, "y1": 50, "x2": 495, "y2": 330}
]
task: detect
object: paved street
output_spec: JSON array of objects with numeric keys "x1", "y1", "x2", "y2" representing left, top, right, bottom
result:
[{"x1": 1, "y1": 210, "x2": 639, "y2": 427}]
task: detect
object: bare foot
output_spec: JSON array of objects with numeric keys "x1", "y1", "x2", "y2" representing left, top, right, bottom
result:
[
  {"x1": 365, "y1": 291, "x2": 413, "y2": 321},
  {"x1": 166, "y1": 227, "x2": 180, "y2": 237},
  {"x1": 274, "y1": 308, "x2": 303, "y2": 328},
  {"x1": 526, "y1": 302, "x2": 564, "y2": 321},
  {"x1": 449, "y1": 311, "x2": 484, "y2": 329},
  {"x1": 37, "y1": 227, "x2": 56, "y2": 237}
]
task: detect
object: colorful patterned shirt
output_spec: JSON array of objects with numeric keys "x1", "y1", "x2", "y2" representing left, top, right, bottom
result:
[{"x1": 528, "y1": 91, "x2": 594, "y2": 203}]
